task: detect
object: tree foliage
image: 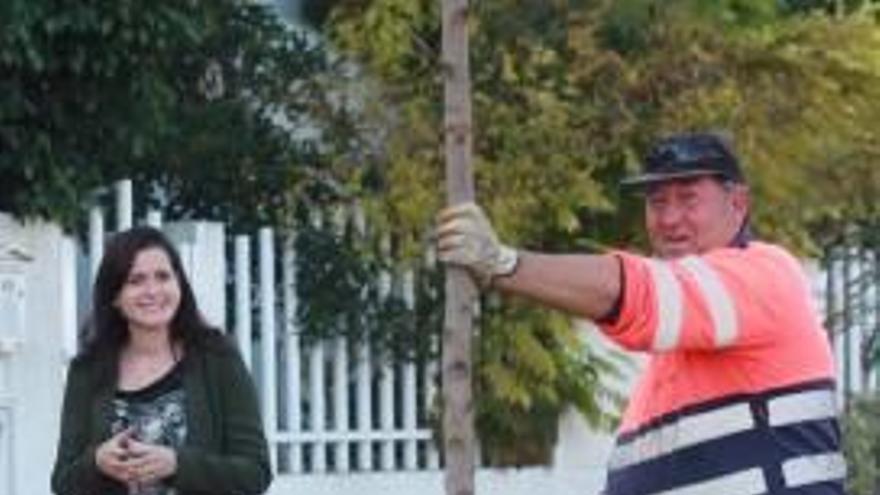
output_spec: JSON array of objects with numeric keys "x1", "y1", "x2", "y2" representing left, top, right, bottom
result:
[
  {"x1": 843, "y1": 394, "x2": 880, "y2": 494},
  {"x1": 315, "y1": 0, "x2": 880, "y2": 464},
  {"x1": 0, "y1": 0, "x2": 357, "y2": 231}
]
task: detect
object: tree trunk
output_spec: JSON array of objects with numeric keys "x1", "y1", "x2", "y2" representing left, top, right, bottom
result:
[{"x1": 441, "y1": 0, "x2": 477, "y2": 494}]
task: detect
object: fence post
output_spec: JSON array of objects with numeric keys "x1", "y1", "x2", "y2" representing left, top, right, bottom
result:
[
  {"x1": 309, "y1": 339, "x2": 327, "y2": 472},
  {"x1": 235, "y1": 235, "x2": 253, "y2": 370},
  {"x1": 60, "y1": 236, "x2": 78, "y2": 360},
  {"x1": 259, "y1": 227, "x2": 278, "y2": 470},
  {"x1": 844, "y1": 245, "x2": 855, "y2": 400},
  {"x1": 146, "y1": 210, "x2": 163, "y2": 228},
  {"x1": 425, "y1": 247, "x2": 441, "y2": 469},
  {"x1": 378, "y1": 236, "x2": 395, "y2": 471},
  {"x1": 88, "y1": 206, "x2": 104, "y2": 282},
  {"x1": 334, "y1": 335, "x2": 350, "y2": 472},
  {"x1": 282, "y1": 233, "x2": 302, "y2": 473},
  {"x1": 402, "y1": 269, "x2": 419, "y2": 470},
  {"x1": 871, "y1": 249, "x2": 880, "y2": 391},
  {"x1": 356, "y1": 339, "x2": 373, "y2": 471},
  {"x1": 164, "y1": 222, "x2": 226, "y2": 328},
  {"x1": 330, "y1": 207, "x2": 352, "y2": 473},
  {"x1": 115, "y1": 179, "x2": 133, "y2": 231},
  {"x1": 855, "y1": 245, "x2": 868, "y2": 393},
  {"x1": 867, "y1": 246, "x2": 877, "y2": 393},
  {"x1": 351, "y1": 203, "x2": 374, "y2": 472}
]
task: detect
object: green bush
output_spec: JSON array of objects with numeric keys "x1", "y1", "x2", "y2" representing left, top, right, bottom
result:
[{"x1": 843, "y1": 393, "x2": 880, "y2": 495}]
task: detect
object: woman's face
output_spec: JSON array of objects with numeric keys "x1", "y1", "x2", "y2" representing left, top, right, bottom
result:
[{"x1": 114, "y1": 246, "x2": 182, "y2": 335}]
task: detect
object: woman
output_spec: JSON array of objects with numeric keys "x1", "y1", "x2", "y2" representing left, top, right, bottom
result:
[{"x1": 51, "y1": 226, "x2": 272, "y2": 494}]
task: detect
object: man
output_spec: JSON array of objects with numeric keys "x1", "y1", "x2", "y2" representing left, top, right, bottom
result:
[{"x1": 436, "y1": 132, "x2": 846, "y2": 494}]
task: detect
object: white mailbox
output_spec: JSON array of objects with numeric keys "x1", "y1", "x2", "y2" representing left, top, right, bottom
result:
[{"x1": 0, "y1": 243, "x2": 30, "y2": 355}]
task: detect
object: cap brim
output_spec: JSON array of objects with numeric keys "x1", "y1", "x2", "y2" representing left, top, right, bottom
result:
[{"x1": 620, "y1": 169, "x2": 725, "y2": 188}]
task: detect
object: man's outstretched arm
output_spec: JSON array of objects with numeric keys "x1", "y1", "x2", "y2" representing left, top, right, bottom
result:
[
  {"x1": 436, "y1": 202, "x2": 621, "y2": 320},
  {"x1": 493, "y1": 251, "x2": 621, "y2": 321}
]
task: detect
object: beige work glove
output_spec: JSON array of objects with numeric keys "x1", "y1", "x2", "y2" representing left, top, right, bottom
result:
[{"x1": 435, "y1": 202, "x2": 519, "y2": 288}]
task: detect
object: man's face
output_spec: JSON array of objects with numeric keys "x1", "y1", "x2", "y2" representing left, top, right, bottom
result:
[{"x1": 644, "y1": 176, "x2": 749, "y2": 259}]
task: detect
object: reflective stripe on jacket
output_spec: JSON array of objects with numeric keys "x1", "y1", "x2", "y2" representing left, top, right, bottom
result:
[{"x1": 600, "y1": 242, "x2": 845, "y2": 494}]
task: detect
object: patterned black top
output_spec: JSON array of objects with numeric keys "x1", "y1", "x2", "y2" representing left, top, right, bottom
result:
[{"x1": 112, "y1": 363, "x2": 187, "y2": 495}]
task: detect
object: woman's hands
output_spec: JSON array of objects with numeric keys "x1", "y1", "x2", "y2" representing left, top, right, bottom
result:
[
  {"x1": 95, "y1": 428, "x2": 135, "y2": 482},
  {"x1": 124, "y1": 440, "x2": 178, "y2": 484},
  {"x1": 94, "y1": 429, "x2": 177, "y2": 485}
]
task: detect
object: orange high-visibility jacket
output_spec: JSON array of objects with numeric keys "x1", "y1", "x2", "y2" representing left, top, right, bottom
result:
[{"x1": 600, "y1": 241, "x2": 845, "y2": 495}]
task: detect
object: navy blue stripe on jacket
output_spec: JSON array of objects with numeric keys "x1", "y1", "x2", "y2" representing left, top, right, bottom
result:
[{"x1": 605, "y1": 381, "x2": 846, "y2": 495}]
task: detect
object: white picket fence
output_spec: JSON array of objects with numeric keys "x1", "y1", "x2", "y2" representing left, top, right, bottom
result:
[
  {"x1": 246, "y1": 229, "x2": 441, "y2": 476},
  {"x1": 821, "y1": 243, "x2": 880, "y2": 399},
  {"x1": 54, "y1": 179, "x2": 613, "y2": 495}
]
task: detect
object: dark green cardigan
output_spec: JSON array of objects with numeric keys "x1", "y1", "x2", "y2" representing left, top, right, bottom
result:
[{"x1": 51, "y1": 343, "x2": 272, "y2": 494}]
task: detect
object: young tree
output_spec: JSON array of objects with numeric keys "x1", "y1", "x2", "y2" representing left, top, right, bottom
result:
[{"x1": 440, "y1": 0, "x2": 477, "y2": 492}]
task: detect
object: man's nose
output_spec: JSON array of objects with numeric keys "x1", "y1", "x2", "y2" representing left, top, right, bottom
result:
[{"x1": 656, "y1": 204, "x2": 684, "y2": 226}]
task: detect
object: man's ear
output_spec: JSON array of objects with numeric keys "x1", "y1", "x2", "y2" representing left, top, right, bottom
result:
[{"x1": 731, "y1": 184, "x2": 750, "y2": 219}]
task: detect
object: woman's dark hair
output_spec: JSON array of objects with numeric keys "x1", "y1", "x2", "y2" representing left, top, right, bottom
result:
[{"x1": 80, "y1": 226, "x2": 225, "y2": 360}]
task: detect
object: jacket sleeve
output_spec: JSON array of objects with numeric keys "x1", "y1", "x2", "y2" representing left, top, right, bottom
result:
[
  {"x1": 50, "y1": 359, "x2": 111, "y2": 494},
  {"x1": 171, "y1": 349, "x2": 273, "y2": 494},
  {"x1": 599, "y1": 244, "x2": 818, "y2": 353}
]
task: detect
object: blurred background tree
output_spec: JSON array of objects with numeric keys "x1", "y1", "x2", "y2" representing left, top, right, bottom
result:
[
  {"x1": 303, "y1": 0, "x2": 880, "y2": 466},
  {"x1": 0, "y1": 0, "x2": 359, "y2": 231}
]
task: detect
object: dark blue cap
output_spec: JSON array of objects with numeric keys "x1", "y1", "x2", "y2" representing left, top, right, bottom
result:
[{"x1": 622, "y1": 132, "x2": 744, "y2": 188}]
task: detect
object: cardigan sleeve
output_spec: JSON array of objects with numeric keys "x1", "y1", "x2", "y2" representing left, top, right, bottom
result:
[
  {"x1": 51, "y1": 359, "x2": 113, "y2": 494},
  {"x1": 171, "y1": 348, "x2": 272, "y2": 494}
]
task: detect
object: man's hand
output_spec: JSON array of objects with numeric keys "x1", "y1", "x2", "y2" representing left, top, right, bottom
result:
[{"x1": 436, "y1": 202, "x2": 519, "y2": 287}]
